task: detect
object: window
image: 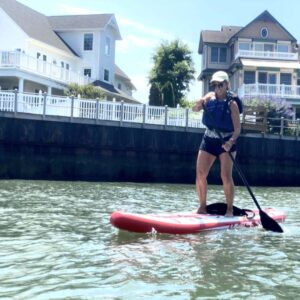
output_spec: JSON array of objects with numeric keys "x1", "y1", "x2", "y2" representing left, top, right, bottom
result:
[
  {"x1": 84, "y1": 68, "x2": 91, "y2": 77},
  {"x1": 280, "y1": 73, "x2": 291, "y2": 85},
  {"x1": 211, "y1": 47, "x2": 227, "y2": 63},
  {"x1": 239, "y1": 42, "x2": 250, "y2": 51},
  {"x1": 244, "y1": 71, "x2": 255, "y2": 84},
  {"x1": 43, "y1": 55, "x2": 47, "y2": 61},
  {"x1": 118, "y1": 83, "x2": 122, "y2": 90},
  {"x1": 61, "y1": 62, "x2": 64, "y2": 68},
  {"x1": 84, "y1": 33, "x2": 93, "y2": 50},
  {"x1": 264, "y1": 44, "x2": 274, "y2": 52},
  {"x1": 66, "y1": 63, "x2": 69, "y2": 70},
  {"x1": 37, "y1": 52, "x2": 41, "y2": 59},
  {"x1": 261, "y1": 27, "x2": 268, "y2": 39},
  {"x1": 254, "y1": 43, "x2": 263, "y2": 52},
  {"x1": 277, "y1": 44, "x2": 289, "y2": 52},
  {"x1": 105, "y1": 37, "x2": 111, "y2": 55},
  {"x1": 258, "y1": 72, "x2": 267, "y2": 84},
  {"x1": 104, "y1": 69, "x2": 109, "y2": 81}
]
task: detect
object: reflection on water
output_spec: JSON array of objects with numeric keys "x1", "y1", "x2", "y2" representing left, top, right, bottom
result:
[{"x1": 0, "y1": 180, "x2": 299, "y2": 299}]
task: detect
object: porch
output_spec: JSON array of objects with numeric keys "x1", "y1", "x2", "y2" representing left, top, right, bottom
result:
[{"x1": 0, "y1": 50, "x2": 90, "y2": 86}]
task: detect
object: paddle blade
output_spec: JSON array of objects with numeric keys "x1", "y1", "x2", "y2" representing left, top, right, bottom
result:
[{"x1": 259, "y1": 210, "x2": 284, "y2": 233}]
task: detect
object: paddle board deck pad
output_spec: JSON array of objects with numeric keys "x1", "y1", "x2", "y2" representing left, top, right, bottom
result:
[{"x1": 110, "y1": 208, "x2": 286, "y2": 234}]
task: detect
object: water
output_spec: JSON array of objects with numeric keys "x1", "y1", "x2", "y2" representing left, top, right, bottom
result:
[{"x1": 0, "y1": 180, "x2": 299, "y2": 300}]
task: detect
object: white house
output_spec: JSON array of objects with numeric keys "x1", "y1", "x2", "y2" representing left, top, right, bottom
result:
[{"x1": 0, "y1": 0, "x2": 138, "y2": 103}]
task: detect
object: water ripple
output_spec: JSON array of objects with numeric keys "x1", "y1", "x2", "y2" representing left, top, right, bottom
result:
[{"x1": 0, "y1": 180, "x2": 299, "y2": 299}]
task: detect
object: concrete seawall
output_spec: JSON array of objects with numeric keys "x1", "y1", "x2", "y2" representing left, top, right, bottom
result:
[{"x1": 0, "y1": 115, "x2": 299, "y2": 186}]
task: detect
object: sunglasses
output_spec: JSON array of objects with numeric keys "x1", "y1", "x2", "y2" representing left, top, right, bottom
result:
[{"x1": 211, "y1": 82, "x2": 225, "y2": 89}]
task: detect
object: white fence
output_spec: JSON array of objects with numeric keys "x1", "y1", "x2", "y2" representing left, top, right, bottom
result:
[{"x1": 0, "y1": 90, "x2": 205, "y2": 129}]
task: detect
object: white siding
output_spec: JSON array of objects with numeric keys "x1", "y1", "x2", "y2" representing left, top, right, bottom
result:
[{"x1": 0, "y1": 8, "x2": 28, "y2": 51}]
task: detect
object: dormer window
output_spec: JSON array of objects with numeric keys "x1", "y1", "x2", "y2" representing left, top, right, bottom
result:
[{"x1": 261, "y1": 27, "x2": 268, "y2": 39}]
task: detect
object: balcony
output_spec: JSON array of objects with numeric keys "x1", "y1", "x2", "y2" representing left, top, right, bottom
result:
[
  {"x1": 0, "y1": 51, "x2": 91, "y2": 85},
  {"x1": 235, "y1": 50, "x2": 298, "y2": 61},
  {"x1": 238, "y1": 83, "x2": 300, "y2": 99}
]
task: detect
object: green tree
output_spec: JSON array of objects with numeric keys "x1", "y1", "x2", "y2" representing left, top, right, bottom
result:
[
  {"x1": 161, "y1": 82, "x2": 175, "y2": 107},
  {"x1": 149, "y1": 82, "x2": 162, "y2": 106},
  {"x1": 149, "y1": 39, "x2": 195, "y2": 107},
  {"x1": 64, "y1": 83, "x2": 105, "y2": 99}
]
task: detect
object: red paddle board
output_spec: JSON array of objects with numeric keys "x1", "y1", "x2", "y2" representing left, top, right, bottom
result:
[{"x1": 110, "y1": 208, "x2": 285, "y2": 234}]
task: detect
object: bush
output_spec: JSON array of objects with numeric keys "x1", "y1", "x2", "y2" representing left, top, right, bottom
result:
[{"x1": 242, "y1": 95, "x2": 294, "y2": 134}]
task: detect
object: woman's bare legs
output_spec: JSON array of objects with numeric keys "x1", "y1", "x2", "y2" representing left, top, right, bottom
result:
[
  {"x1": 219, "y1": 151, "x2": 236, "y2": 217},
  {"x1": 196, "y1": 150, "x2": 216, "y2": 213}
]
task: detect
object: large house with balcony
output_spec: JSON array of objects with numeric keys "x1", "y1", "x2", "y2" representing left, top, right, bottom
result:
[
  {"x1": 0, "y1": 0, "x2": 138, "y2": 103},
  {"x1": 198, "y1": 10, "x2": 300, "y2": 118}
]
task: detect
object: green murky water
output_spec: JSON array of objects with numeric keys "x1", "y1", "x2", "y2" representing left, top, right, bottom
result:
[{"x1": 0, "y1": 180, "x2": 299, "y2": 299}]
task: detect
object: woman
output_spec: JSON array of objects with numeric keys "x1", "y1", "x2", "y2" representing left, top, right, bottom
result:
[{"x1": 192, "y1": 71, "x2": 241, "y2": 217}]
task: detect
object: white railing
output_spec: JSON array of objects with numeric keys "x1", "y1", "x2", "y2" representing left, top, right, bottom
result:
[
  {"x1": 1, "y1": 90, "x2": 299, "y2": 136},
  {"x1": 0, "y1": 51, "x2": 90, "y2": 85},
  {"x1": 238, "y1": 83, "x2": 300, "y2": 99},
  {"x1": 0, "y1": 90, "x2": 205, "y2": 129},
  {"x1": 235, "y1": 50, "x2": 298, "y2": 60}
]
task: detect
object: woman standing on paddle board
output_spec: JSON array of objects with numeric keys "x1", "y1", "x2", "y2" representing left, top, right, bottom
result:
[{"x1": 192, "y1": 71, "x2": 241, "y2": 217}]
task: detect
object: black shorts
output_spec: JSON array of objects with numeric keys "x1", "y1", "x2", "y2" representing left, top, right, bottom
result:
[{"x1": 199, "y1": 135, "x2": 237, "y2": 157}]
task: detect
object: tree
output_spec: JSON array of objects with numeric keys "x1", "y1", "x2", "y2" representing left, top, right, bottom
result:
[
  {"x1": 64, "y1": 83, "x2": 105, "y2": 99},
  {"x1": 149, "y1": 39, "x2": 195, "y2": 107},
  {"x1": 149, "y1": 82, "x2": 162, "y2": 106},
  {"x1": 161, "y1": 82, "x2": 175, "y2": 107}
]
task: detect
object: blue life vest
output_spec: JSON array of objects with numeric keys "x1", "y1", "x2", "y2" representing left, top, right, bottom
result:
[
  {"x1": 202, "y1": 98, "x2": 234, "y2": 132},
  {"x1": 202, "y1": 91, "x2": 243, "y2": 132}
]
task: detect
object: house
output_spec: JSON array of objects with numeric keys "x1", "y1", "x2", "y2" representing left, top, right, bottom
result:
[
  {"x1": 0, "y1": 0, "x2": 138, "y2": 103},
  {"x1": 198, "y1": 10, "x2": 300, "y2": 119}
]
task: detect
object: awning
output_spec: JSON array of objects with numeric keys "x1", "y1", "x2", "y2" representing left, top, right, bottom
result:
[{"x1": 241, "y1": 59, "x2": 300, "y2": 69}]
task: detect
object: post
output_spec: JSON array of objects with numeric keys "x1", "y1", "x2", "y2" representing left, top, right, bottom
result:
[
  {"x1": 142, "y1": 104, "x2": 146, "y2": 126},
  {"x1": 70, "y1": 95, "x2": 74, "y2": 121},
  {"x1": 96, "y1": 98, "x2": 99, "y2": 121},
  {"x1": 43, "y1": 92, "x2": 47, "y2": 119},
  {"x1": 14, "y1": 89, "x2": 18, "y2": 116},
  {"x1": 280, "y1": 117, "x2": 284, "y2": 136},
  {"x1": 164, "y1": 105, "x2": 168, "y2": 128},
  {"x1": 296, "y1": 118, "x2": 299, "y2": 138},
  {"x1": 120, "y1": 100, "x2": 124, "y2": 126},
  {"x1": 185, "y1": 108, "x2": 189, "y2": 129}
]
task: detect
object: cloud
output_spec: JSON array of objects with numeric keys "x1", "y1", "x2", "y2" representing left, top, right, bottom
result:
[
  {"x1": 131, "y1": 75, "x2": 150, "y2": 104},
  {"x1": 118, "y1": 17, "x2": 173, "y2": 40}
]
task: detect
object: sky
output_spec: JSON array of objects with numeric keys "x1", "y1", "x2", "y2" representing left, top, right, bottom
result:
[{"x1": 18, "y1": 0, "x2": 300, "y2": 104}]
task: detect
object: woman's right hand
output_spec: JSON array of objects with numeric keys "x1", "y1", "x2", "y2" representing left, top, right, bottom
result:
[{"x1": 192, "y1": 92, "x2": 215, "y2": 112}]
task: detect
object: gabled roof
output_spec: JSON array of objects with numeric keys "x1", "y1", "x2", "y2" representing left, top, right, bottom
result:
[
  {"x1": 228, "y1": 10, "x2": 297, "y2": 43},
  {"x1": 48, "y1": 14, "x2": 121, "y2": 40},
  {"x1": 198, "y1": 26, "x2": 242, "y2": 53},
  {"x1": 198, "y1": 10, "x2": 298, "y2": 54},
  {"x1": 115, "y1": 65, "x2": 136, "y2": 90},
  {"x1": 0, "y1": 0, "x2": 77, "y2": 56}
]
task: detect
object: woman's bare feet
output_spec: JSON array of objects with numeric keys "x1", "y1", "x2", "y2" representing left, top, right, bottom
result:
[
  {"x1": 224, "y1": 208, "x2": 233, "y2": 217},
  {"x1": 197, "y1": 205, "x2": 207, "y2": 214}
]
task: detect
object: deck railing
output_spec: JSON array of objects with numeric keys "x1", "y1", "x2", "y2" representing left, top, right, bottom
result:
[
  {"x1": 0, "y1": 90, "x2": 298, "y2": 137},
  {"x1": 0, "y1": 51, "x2": 90, "y2": 85},
  {"x1": 235, "y1": 50, "x2": 298, "y2": 60},
  {"x1": 238, "y1": 83, "x2": 300, "y2": 99}
]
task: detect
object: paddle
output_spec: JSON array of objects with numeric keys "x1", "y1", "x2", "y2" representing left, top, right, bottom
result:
[{"x1": 201, "y1": 103, "x2": 283, "y2": 233}]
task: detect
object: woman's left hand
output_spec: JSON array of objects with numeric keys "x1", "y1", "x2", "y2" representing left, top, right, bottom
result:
[{"x1": 222, "y1": 140, "x2": 234, "y2": 152}]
